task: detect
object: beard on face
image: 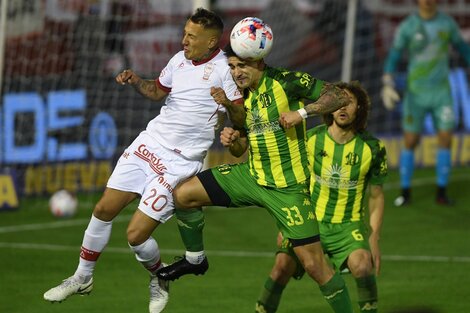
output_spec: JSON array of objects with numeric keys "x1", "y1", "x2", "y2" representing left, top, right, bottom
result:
[{"x1": 334, "y1": 118, "x2": 354, "y2": 130}]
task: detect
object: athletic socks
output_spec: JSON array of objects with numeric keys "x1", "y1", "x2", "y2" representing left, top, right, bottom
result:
[
  {"x1": 255, "y1": 277, "x2": 286, "y2": 313},
  {"x1": 175, "y1": 208, "x2": 206, "y2": 264},
  {"x1": 399, "y1": 149, "x2": 414, "y2": 189},
  {"x1": 129, "y1": 237, "x2": 162, "y2": 274},
  {"x1": 319, "y1": 272, "x2": 353, "y2": 313},
  {"x1": 355, "y1": 275, "x2": 378, "y2": 312},
  {"x1": 74, "y1": 215, "x2": 113, "y2": 282},
  {"x1": 436, "y1": 148, "x2": 451, "y2": 188}
]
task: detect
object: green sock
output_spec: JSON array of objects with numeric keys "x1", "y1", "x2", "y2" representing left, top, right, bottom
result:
[
  {"x1": 255, "y1": 277, "x2": 286, "y2": 313},
  {"x1": 175, "y1": 208, "x2": 205, "y2": 252},
  {"x1": 356, "y1": 275, "x2": 378, "y2": 312},
  {"x1": 319, "y1": 272, "x2": 353, "y2": 313}
]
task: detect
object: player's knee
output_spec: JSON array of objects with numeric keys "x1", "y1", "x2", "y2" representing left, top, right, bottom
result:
[
  {"x1": 348, "y1": 251, "x2": 373, "y2": 277},
  {"x1": 173, "y1": 183, "x2": 198, "y2": 209},
  {"x1": 92, "y1": 202, "x2": 115, "y2": 221},
  {"x1": 127, "y1": 224, "x2": 147, "y2": 246},
  {"x1": 271, "y1": 254, "x2": 296, "y2": 281},
  {"x1": 300, "y1": 254, "x2": 333, "y2": 284}
]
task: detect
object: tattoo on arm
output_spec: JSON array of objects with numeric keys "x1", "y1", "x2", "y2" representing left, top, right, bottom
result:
[
  {"x1": 226, "y1": 105, "x2": 246, "y2": 129},
  {"x1": 304, "y1": 84, "x2": 349, "y2": 116},
  {"x1": 229, "y1": 132, "x2": 248, "y2": 157},
  {"x1": 133, "y1": 79, "x2": 161, "y2": 101}
]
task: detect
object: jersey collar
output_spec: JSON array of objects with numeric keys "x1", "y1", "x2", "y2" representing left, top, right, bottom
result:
[{"x1": 192, "y1": 48, "x2": 221, "y2": 66}]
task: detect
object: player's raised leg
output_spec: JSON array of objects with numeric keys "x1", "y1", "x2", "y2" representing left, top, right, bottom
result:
[
  {"x1": 156, "y1": 176, "x2": 213, "y2": 281},
  {"x1": 156, "y1": 208, "x2": 208, "y2": 281}
]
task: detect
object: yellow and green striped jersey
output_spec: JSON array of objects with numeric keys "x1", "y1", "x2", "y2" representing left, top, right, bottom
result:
[
  {"x1": 307, "y1": 125, "x2": 387, "y2": 223},
  {"x1": 244, "y1": 66, "x2": 324, "y2": 188}
]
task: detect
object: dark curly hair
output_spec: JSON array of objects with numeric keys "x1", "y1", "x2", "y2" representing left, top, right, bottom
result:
[{"x1": 322, "y1": 80, "x2": 370, "y2": 132}]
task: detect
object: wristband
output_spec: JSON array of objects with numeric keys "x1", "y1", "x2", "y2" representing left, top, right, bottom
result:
[{"x1": 297, "y1": 108, "x2": 308, "y2": 119}]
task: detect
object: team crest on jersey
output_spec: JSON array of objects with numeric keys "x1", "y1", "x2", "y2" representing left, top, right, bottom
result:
[
  {"x1": 345, "y1": 152, "x2": 360, "y2": 166},
  {"x1": 203, "y1": 63, "x2": 214, "y2": 80},
  {"x1": 217, "y1": 164, "x2": 232, "y2": 175},
  {"x1": 258, "y1": 93, "x2": 272, "y2": 108}
]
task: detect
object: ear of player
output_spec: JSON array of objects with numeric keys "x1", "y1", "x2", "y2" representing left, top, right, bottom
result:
[{"x1": 230, "y1": 17, "x2": 274, "y2": 60}]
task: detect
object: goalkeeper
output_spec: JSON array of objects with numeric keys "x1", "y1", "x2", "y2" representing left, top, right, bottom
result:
[{"x1": 381, "y1": 0, "x2": 470, "y2": 206}]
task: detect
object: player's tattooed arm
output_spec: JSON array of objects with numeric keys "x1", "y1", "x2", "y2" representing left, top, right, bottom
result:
[
  {"x1": 133, "y1": 79, "x2": 167, "y2": 101},
  {"x1": 115, "y1": 69, "x2": 167, "y2": 101},
  {"x1": 279, "y1": 83, "x2": 350, "y2": 129},
  {"x1": 304, "y1": 83, "x2": 350, "y2": 116}
]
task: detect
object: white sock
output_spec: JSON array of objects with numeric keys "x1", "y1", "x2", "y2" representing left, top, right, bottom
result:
[
  {"x1": 73, "y1": 215, "x2": 113, "y2": 282},
  {"x1": 129, "y1": 237, "x2": 161, "y2": 274},
  {"x1": 185, "y1": 251, "x2": 205, "y2": 264}
]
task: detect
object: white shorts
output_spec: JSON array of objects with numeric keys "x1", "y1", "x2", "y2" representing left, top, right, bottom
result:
[{"x1": 107, "y1": 131, "x2": 203, "y2": 223}]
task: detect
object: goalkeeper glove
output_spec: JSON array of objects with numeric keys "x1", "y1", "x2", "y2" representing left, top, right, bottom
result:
[{"x1": 381, "y1": 74, "x2": 400, "y2": 110}]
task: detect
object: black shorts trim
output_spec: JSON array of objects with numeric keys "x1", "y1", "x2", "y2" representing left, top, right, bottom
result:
[
  {"x1": 196, "y1": 169, "x2": 232, "y2": 207},
  {"x1": 289, "y1": 234, "x2": 320, "y2": 247}
]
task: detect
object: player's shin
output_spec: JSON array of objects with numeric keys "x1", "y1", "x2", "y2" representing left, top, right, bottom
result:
[
  {"x1": 255, "y1": 277, "x2": 286, "y2": 313},
  {"x1": 175, "y1": 208, "x2": 206, "y2": 263},
  {"x1": 319, "y1": 272, "x2": 354, "y2": 313},
  {"x1": 129, "y1": 237, "x2": 162, "y2": 273},
  {"x1": 355, "y1": 275, "x2": 378, "y2": 313},
  {"x1": 399, "y1": 149, "x2": 414, "y2": 189},
  {"x1": 75, "y1": 215, "x2": 113, "y2": 282},
  {"x1": 436, "y1": 148, "x2": 451, "y2": 187}
]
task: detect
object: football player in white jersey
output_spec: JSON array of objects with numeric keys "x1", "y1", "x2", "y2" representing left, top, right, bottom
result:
[{"x1": 43, "y1": 8, "x2": 243, "y2": 313}]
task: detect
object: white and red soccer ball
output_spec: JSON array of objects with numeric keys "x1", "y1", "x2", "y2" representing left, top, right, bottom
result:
[
  {"x1": 49, "y1": 189, "x2": 78, "y2": 218},
  {"x1": 230, "y1": 17, "x2": 274, "y2": 60}
]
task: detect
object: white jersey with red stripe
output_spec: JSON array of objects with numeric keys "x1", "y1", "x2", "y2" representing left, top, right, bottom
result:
[{"x1": 146, "y1": 48, "x2": 242, "y2": 161}]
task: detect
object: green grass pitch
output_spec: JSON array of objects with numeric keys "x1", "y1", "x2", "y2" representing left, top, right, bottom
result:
[{"x1": 1, "y1": 168, "x2": 470, "y2": 313}]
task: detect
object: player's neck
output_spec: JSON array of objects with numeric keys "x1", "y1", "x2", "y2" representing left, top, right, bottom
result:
[
  {"x1": 328, "y1": 124, "x2": 354, "y2": 144},
  {"x1": 249, "y1": 66, "x2": 265, "y2": 90},
  {"x1": 419, "y1": 7, "x2": 437, "y2": 20}
]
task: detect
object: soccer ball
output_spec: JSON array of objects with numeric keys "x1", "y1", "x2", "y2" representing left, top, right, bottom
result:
[
  {"x1": 49, "y1": 190, "x2": 78, "y2": 218},
  {"x1": 230, "y1": 17, "x2": 274, "y2": 60}
]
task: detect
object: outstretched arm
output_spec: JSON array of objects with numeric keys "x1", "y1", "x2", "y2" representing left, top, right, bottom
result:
[
  {"x1": 116, "y1": 69, "x2": 168, "y2": 101},
  {"x1": 303, "y1": 83, "x2": 350, "y2": 116},
  {"x1": 279, "y1": 83, "x2": 350, "y2": 129}
]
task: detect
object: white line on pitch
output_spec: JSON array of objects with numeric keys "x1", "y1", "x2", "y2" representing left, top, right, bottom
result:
[
  {"x1": 0, "y1": 173, "x2": 468, "y2": 234},
  {"x1": 0, "y1": 207, "x2": 248, "y2": 234},
  {"x1": 0, "y1": 242, "x2": 469, "y2": 263},
  {"x1": 0, "y1": 214, "x2": 133, "y2": 234}
]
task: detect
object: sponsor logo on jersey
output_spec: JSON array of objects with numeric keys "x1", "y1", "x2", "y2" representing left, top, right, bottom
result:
[
  {"x1": 314, "y1": 163, "x2": 358, "y2": 189},
  {"x1": 134, "y1": 144, "x2": 167, "y2": 175}
]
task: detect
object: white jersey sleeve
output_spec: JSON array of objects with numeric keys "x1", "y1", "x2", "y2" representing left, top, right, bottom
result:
[{"x1": 157, "y1": 53, "x2": 177, "y2": 91}]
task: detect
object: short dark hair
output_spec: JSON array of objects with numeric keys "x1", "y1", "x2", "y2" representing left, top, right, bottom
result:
[
  {"x1": 322, "y1": 80, "x2": 370, "y2": 132},
  {"x1": 223, "y1": 43, "x2": 238, "y2": 58},
  {"x1": 189, "y1": 7, "x2": 224, "y2": 32}
]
